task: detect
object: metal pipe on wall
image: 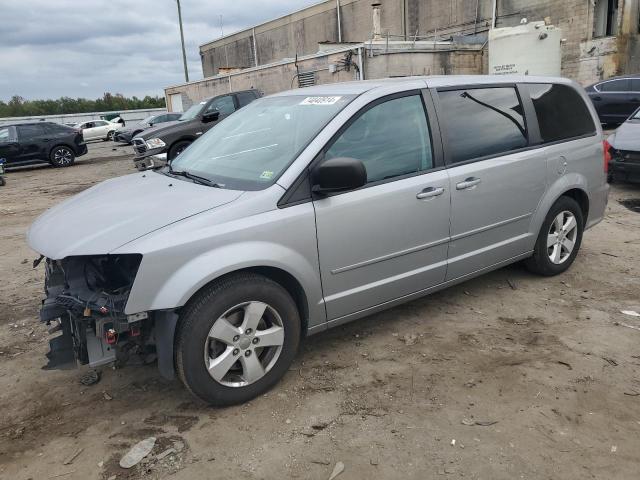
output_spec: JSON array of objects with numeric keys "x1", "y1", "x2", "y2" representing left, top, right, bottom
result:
[
  {"x1": 336, "y1": 0, "x2": 342, "y2": 43},
  {"x1": 491, "y1": 0, "x2": 497, "y2": 28},
  {"x1": 252, "y1": 27, "x2": 259, "y2": 67}
]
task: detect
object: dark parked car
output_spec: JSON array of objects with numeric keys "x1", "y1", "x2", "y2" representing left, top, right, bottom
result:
[
  {"x1": 586, "y1": 74, "x2": 640, "y2": 125},
  {"x1": 113, "y1": 113, "x2": 182, "y2": 143},
  {"x1": 604, "y1": 106, "x2": 640, "y2": 183},
  {"x1": 0, "y1": 122, "x2": 87, "y2": 168},
  {"x1": 132, "y1": 89, "x2": 261, "y2": 169}
]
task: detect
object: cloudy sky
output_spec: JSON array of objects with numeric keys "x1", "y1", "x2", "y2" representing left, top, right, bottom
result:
[{"x1": 0, "y1": 0, "x2": 319, "y2": 101}]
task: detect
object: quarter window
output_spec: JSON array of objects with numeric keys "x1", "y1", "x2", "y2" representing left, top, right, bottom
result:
[
  {"x1": 528, "y1": 84, "x2": 596, "y2": 143},
  {"x1": 630, "y1": 79, "x2": 640, "y2": 92},
  {"x1": 439, "y1": 87, "x2": 527, "y2": 164},
  {"x1": 324, "y1": 94, "x2": 433, "y2": 184}
]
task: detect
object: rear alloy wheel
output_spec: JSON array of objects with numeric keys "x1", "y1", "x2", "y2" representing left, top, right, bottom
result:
[
  {"x1": 50, "y1": 146, "x2": 75, "y2": 167},
  {"x1": 525, "y1": 196, "x2": 584, "y2": 276},
  {"x1": 176, "y1": 273, "x2": 300, "y2": 406}
]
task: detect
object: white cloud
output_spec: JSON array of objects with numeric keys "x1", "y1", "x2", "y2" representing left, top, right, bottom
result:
[{"x1": 0, "y1": 0, "x2": 319, "y2": 100}]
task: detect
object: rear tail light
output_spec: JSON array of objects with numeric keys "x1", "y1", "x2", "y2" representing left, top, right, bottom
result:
[{"x1": 603, "y1": 139, "x2": 612, "y2": 173}]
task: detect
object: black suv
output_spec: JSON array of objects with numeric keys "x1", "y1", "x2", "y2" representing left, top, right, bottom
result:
[
  {"x1": 133, "y1": 89, "x2": 261, "y2": 169},
  {"x1": 586, "y1": 74, "x2": 640, "y2": 125},
  {"x1": 0, "y1": 121, "x2": 87, "y2": 168}
]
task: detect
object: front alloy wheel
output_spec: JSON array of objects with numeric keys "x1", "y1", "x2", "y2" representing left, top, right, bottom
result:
[
  {"x1": 205, "y1": 301, "x2": 285, "y2": 387},
  {"x1": 176, "y1": 273, "x2": 300, "y2": 406}
]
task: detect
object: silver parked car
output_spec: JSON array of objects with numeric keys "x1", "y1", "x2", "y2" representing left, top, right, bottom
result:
[{"x1": 28, "y1": 76, "x2": 608, "y2": 405}]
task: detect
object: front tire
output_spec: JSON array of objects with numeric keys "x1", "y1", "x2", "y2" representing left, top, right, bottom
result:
[
  {"x1": 525, "y1": 196, "x2": 584, "y2": 276},
  {"x1": 176, "y1": 273, "x2": 301, "y2": 406},
  {"x1": 168, "y1": 140, "x2": 191, "y2": 161},
  {"x1": 106, "y1": 130, "x2": 115, "y2": 141},
  {"x1": 50, "y1": 146, "x2": 75, "y2": 167}
]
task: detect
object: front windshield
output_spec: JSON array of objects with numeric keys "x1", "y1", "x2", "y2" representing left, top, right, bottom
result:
[
  {"x1": 170, "y1": 94, "x2": 355, "y2": 190},
  {"x1": 179, "y1": 102, "x2": 205, "y2": 121}
]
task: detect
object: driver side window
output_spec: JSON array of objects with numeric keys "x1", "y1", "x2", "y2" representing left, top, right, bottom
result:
[
  {"x1": 324, "y1": 94, "x2": 433, "y2": 184},
  {"x1": 205, "y1": 96, "x2": 236, "y2": 116}
]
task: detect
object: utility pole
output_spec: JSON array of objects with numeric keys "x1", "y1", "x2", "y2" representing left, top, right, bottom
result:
[{"x1": 176, "y1": 0, "x2": 189, "y2": 82}]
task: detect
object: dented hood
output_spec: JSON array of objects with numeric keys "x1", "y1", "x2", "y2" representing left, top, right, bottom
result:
[{"x1": 27, "y1": 171, "x2": 243, "y2": 259}]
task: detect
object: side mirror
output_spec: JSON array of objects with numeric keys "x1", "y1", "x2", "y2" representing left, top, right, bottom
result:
[
  {"x1": 311, "y1": 157, "x2": 367, "y2": 194},
  {"x1": 202, "y1": 111, "x2": 220, "y2": 123}
]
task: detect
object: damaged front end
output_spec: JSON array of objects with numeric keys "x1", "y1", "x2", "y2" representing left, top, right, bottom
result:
[{"x1": 40, "y1": 254, "x2": 155, "y2": 371}]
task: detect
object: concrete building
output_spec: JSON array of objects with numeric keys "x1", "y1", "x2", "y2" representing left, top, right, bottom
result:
[{"x1": 165, "y1": 0, "x2": 640, "y2": 109}]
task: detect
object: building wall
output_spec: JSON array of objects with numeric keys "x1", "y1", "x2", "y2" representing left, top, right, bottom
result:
[
  {"x1": 166, "y1": 46, "x2": 485, "y2": 110},
  {"x1": 200, "y1": 0, "x2": 639, "y2": 85}
]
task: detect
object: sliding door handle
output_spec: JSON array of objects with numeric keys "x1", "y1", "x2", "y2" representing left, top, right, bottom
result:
[
  {"x1": 456, "y1": 177, "x2": 481, "y2": 190},
  {"x1": 416, "y1": 186, "x2": 445, "y2": 199}
]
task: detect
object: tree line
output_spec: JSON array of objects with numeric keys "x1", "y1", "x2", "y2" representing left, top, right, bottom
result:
[{"x1": 0, "y1": 93, "x2": 166, "y2": 117}]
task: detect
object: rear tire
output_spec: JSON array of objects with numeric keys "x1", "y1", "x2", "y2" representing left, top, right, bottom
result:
[
  {"x1": 168, "y1": 140, "x2": 191, "y2": 161},
  {"x1": 49, "y1": 146, "x2": 75, "y2": 167},
  {"x1": 176, "y1": 273, "x2": 301, "y2": 406},
  {"x1": 525, "y1": 196, "x2": 584, "y2": 276}
]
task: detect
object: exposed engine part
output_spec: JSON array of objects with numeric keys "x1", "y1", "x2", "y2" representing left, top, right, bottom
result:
[{"x1": 40, "y1": 255, "x2": 153, "y2": 369}]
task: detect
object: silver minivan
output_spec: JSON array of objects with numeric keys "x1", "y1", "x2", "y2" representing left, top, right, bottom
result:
[{"x1": 28, "y1": 76, "x2": 609, "y2": 405}]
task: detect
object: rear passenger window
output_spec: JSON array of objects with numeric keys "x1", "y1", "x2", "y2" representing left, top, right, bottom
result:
[
  {"x1": 528, "y1": 84, "x2": 596, "y2": 143},
  {"x1": 324, "y1": 94, "x2": 433, "y2": 184},
  {"x1": 598, "y1": 79, "x2": 630, "y2": 92},
  {"x1": 17, "y1": 124, "x2": 44, "y2": 140},
  {"x1": 237, "y1": 91, "x2": 257, "y2": 107},
  {"x1": 439, "y1": 87, "x2": 527, "y2": 163},
  {"x1": 631, "y1": 79, "x2": 640, "y2": 92}
]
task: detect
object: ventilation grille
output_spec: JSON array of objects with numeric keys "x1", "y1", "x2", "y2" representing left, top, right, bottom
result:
[{"x1": 297, "y1": 71, "x2": 316, "y2": 88}]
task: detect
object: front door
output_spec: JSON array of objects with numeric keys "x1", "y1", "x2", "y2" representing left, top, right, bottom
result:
[
  {"x1": 436, "y1": 86, "x2": 546, "y2": 280},
  {"x1": 313, "y1": 92, "x2": 450, "y2": 320}
]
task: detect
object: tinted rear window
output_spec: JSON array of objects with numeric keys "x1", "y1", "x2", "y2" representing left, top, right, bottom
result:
[
  {"x1": 237, "y1": 91, "x2": 258, "y2": 108},
  {"x1": 439, "y1": 87, "x2": 527, "y2": 163},
  {"x1": 17, "y1": 124, "x2": 44, "y2": 140},
  {"x1": 598, "y1": 79, "x2": 630, "y2": 92},
  {"x1": 528, "y1": 84, "x2": 596, "y2": 143}
]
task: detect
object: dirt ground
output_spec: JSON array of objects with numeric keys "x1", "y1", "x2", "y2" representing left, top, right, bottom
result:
[{"x1": 1, "y1": 142, "x2": 640, "y2": 480}]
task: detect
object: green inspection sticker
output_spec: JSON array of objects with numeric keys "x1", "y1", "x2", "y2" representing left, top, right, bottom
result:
[{"x1": 259, "y1": 170, "x2": 274, "y2": 180}]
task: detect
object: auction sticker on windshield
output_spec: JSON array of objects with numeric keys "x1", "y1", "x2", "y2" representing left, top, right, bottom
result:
[{"x1": 300, "y1": 96, "x2": 342, "y2": 105}]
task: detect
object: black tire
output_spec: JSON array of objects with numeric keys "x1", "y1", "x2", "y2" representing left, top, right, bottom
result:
[
  {"x1": 525, "y1": 196, "x2": 584, "y2": 276},
  {"x1": 168, "y1": 140, "x2": 191, "y2": 161},
  {"x1": 0, "y1": 176, "x2": 5, "y2": 186},
  {"x1": 49, "y1": 145, "x2": 75, "y2": 167},
  {"x1": 105, "y1": 130, "x2": 115, "y2": 141},
  {"x1": 176, "y1": 273, "x2": 301, "y2": 406}
]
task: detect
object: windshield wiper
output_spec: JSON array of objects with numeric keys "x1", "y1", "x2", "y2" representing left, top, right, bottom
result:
[{"x1": 166, "y1": 166, "x2": 222, "y2": 188}]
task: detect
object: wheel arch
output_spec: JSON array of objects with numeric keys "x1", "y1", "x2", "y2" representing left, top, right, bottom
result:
[{"x1": 530, "y1": 174, "x2": 591, "y2": 239}]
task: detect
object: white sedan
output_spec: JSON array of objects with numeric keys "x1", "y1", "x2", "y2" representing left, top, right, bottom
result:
[{"x1": 74, "y1": 120, "x2": 119, "y2": 141}]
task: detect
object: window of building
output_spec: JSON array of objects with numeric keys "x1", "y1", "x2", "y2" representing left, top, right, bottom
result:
[
  {"x1": 325, "y1": 94, "x2": 433, "y2": 184},
  {"x1": 594, "y1": 0, "x2": 619, "y2": 38},
  {"x1": 438, "y1": 87, "x2": 527, "y2": 164},
  {"x1": 528, "y1": 84, "x2": 596, "y2": 143}
]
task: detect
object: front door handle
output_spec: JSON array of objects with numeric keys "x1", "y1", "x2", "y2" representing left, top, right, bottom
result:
[
  {"x1": 456, "y1": 177, "x2": 481, "y2": 190},
  {"x1": 416, "y1": 186, "x2": 445, "y2": 199}
]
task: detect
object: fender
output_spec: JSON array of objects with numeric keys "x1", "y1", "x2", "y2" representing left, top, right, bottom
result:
[{"x1": 124, "y1": 241, "x2": 326, "y2": 328}]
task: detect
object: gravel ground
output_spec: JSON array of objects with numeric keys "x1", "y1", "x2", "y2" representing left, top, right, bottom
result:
[{"x1": 1, "y1": 142, "x2": 639, "y2": 480}]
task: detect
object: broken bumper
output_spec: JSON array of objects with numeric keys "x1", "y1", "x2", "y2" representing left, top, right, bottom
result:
[
  {"x1": 40, "y1": 255, "x2": 147, "y2": 370},
  {"x1": 134, "y1": 153, "x2": 168, "y2": 171}
]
